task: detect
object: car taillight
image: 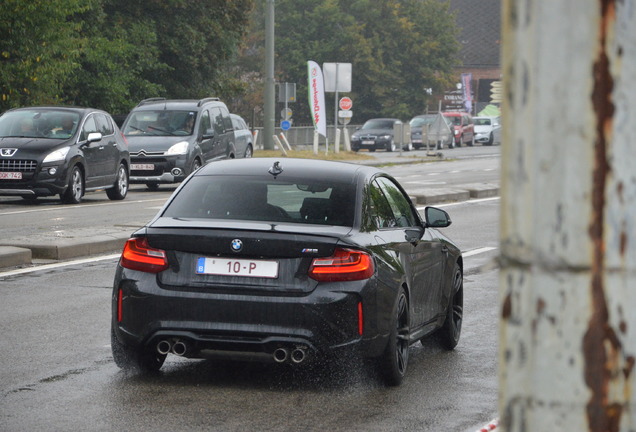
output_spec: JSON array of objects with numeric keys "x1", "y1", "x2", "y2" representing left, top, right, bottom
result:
[
  {"x1": 120, "y1": 237, "x2": 169, "y2": 273},
  {"x1": 308, "y1": 248, "x2": 374, "y2": 282}
]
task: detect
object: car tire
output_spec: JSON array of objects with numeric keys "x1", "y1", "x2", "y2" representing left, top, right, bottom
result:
[
  {"x1": 111, "y1": 327, "x2": 166, "y2": 372},
  {"x1": 106, "y1": 163, "x2": 129, "y2": 200},
  {"x1": 61, "y1": 165, "x2": 84, "y2": 204},
  {"x1": 146, "y1": 183, "x2": 159, "y2": 191},
  {"x1": 486, "y1": 133, "x2": 494, "y2": 146},
  {"x1": 369, "y1": 148, "x2": 376, "y2": 152},
  {"x1": 244, "y1": 145, "x2": 253, "y2": 158},
  {"x1": 403, "y1": 142, "x2": 413, "y2": 151},
  {"x1": 191, "y1": 157, "x2": 202, "y2": 174},
  {"x1": 379, "y1": 286, "x2": 409, "y2": 386},
  {"x1": 386, "y1": 141, "x2": 396, "y2": 152},
  {"x1": 436, "y1": 263, "x2": 463, "y2": 350}
]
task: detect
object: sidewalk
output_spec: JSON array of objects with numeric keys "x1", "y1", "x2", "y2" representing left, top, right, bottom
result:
[{"x1": 0, "y1": 154, "x2": 499, "y2": 270}]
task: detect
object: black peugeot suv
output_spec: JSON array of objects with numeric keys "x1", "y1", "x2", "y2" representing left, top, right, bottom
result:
[{"x1": 121, "y1": 97, "x2": 243, "y2": 190}]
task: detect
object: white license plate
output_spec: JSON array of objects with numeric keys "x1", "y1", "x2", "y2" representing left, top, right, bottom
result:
[
  {"x1": 196, "y1": 257, "x2": 279, "y2": 278},
  {"x1": 362, "y1": 140, "x2": 375, "y2": 145},
  {"x1": 0, "y1": 172, "x2": 22, "y2": 180},
  {"x1": 131, "y1": 164, "x2": 155, "y2": 170}
]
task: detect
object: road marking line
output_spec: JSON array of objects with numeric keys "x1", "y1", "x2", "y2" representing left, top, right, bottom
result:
[
  {"x1": 0, "y1": 198, "x2": 167, "y2": 216},
  {"x1": 463, "y1": 247, "x2": 497, "y2": 257},
  {"x1": 0, "y1": 254, "x2": 121, "y2": 278},
  {"x1": 416, "y1": 196, "x2": 499, "y2": 211}
]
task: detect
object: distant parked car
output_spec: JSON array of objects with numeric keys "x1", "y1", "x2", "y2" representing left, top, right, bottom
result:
[
  {"x1": 409, "y1": 114, "x2": 454, "y2": 149},
  {"x1": 110, "y1": 158, "x2": 463, "y2": 386},
  {"x1": 121, "y1": 97, "x2": 241, "y2": 190},
  {"x1": 0, "y1": 106, "x2": 130, "y2": 204},
  {"x1": 351, "y1": 118, "x2": 411, "y2": 152},
  {"x1": 230, "y1": 114, "x2": 253, "y2": 158},
  {"x1": 443, "y1": 112, "x2": 475, "y2": 147},
  {"x1": 473, "y1": 116, "x2": 501, "y2": 146}
]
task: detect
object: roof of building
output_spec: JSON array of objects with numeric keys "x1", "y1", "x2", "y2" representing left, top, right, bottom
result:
[{"x1": 449, "y1": 0, "x2": 502, "y2": 68}]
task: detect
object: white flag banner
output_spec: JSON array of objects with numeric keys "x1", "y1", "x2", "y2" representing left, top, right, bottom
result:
[{"x1": 307, "y1": 61, "x2": 327, "y2": 137}]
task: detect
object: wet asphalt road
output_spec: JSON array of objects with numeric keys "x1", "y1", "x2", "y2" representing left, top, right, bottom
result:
[{"x1": 0, "y1": 151, "x2": 501, "y2": 431}]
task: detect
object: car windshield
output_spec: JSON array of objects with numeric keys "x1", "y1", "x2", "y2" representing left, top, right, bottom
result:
[
  {"x1": 0, "y1": 109, "x2": 80, "y2": 139},
  {"x1": 475, "y1": 118, "x2": 491, "y2": 126},
  {"x1": 409, "y1": 116, "x2": 435, "y2": 127},
  {"x1": 162, "y1": 176, "x2": 356, "y2": 227},
  {"x1": 446, "y1": 116, "x2": 462, "y2": 126},
  {"x1": 361, "y1": 119, "x2": 395, "y2": 130},
  {"x1": 123, "y1": 110, "x2": 197, "y2": 136}
]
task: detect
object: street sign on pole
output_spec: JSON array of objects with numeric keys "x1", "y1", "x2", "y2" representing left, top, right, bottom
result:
[
  {"x1": 338, "y1": 110, "x2": 352, "y2": 125},
  {"x1": 339, "y1": 97, "x2": 353, "y2": 111},
  {"x1": 280, "y1": 120, "x2": 291, "y2": 131}
]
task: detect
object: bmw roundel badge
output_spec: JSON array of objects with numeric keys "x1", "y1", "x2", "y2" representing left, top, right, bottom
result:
[{"x1": 231, "y1": 239, "x2": 243, "y2": 252}]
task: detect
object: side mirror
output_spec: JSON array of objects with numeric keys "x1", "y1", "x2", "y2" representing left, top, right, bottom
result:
[
  {"x1": 425, "y1": 206, "x2": 452, "y2": 228},
  {"x1": 86, "y1": 132, "x2": 103, "y2": 143},
  {"x1": 202, "y1": 128, "x2": 215, "y2": 139}
]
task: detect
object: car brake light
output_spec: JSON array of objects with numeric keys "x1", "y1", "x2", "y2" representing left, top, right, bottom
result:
[
  {"x1": 120, "y1": 237, "x2": 169, "y2": 273},
  {"x1": 308, "y1": 248, "x2": 374, "y2": 282}
]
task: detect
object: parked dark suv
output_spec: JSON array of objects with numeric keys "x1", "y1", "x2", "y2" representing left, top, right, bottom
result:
[
  {"x1": 0, "y1": 106, "x2": 130, "y2": 204},
  {"x1": 121, "y1": 98, "x2": 239, "y2": 190}
]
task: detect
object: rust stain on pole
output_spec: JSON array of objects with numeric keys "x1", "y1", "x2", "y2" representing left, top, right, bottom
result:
[{"x1": 582, "y1": 1, "x2": 620, "y2": 431}]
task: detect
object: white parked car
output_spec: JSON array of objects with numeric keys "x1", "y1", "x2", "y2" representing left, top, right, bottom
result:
[{"x1": 473, "y1": 116, "x2": 501, "y2": 146}]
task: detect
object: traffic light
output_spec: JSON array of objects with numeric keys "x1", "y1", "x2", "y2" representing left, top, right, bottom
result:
[{"x1": 490, "y1": 81, "x2": 503, "y2": 104}]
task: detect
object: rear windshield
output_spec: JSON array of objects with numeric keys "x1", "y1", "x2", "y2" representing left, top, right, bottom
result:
[
  {"x1": 162, "y1": 176, "x2": 356, "y2": 227},
  {"x1": 123, "y1": 110, "x2": 196, "y2": 136}
]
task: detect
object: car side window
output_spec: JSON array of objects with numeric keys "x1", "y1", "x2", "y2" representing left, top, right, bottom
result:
[
  {"x1": 95, "y1": 114, "x2": 114, "y2": 136},
  {"x1": 199, "y1": 110, "x2": 212, "y2": 136},
  {"x1": 220, "y1": 106, "x2": 233, "y2": 132},
  {"x1": 367, "y1": 180, "x2": 397, "y2": 229},
  {"x1": 375, "y1": 177, "x2": 418, "y2": 228},
  {"x1": 80, "y1": 115, "x2": 98, "y2": 141},
  {"x1": 210, "y1": 108, "x2": 225, "y2": 136}
]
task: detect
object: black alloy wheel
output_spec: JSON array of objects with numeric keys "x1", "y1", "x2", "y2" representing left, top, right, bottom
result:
[
  {"x1": 437, "y1": 263, "x2": 463, "y2": 350},
  {"x1": 61, "y1": 165, "x2": 84, "y2": 204},
  {"x1": 106, "y1": 163, "x2": 129, "y2": 200},
  {"x1": 380, "y1": 287, "x2": 410, "y2": 386}
]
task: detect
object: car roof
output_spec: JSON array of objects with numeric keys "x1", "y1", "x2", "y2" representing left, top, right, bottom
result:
[
  {"x1": 5, "y1": 106, "x2": 107, "y2": 116},
  {"x1": 132, "y1": 97, "x2": 225, "y2": 111},
  {"x1": 442, "y1": 112, "x2": 470, "y2": 116},
  {"x1": 365, "y1": 117, "x2": 400, "y2": 122},
  {"x1": 194, "y1": 157, "x2": 385, "y2": 184}
]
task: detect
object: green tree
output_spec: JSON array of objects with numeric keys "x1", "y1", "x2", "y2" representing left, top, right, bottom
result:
[
  {"x1": 235, "y1": 0, "x2": 459, "y2": 125},
  {"x1": 0, "y1": 0, "x2": 90, "y2": 111}
]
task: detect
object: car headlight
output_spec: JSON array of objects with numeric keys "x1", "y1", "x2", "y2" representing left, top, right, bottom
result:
[
  {"x1": 380, "y1": 135, "x2": 391, "y2": 140},
  {"x1": 165, "y1": 141, "x2": 189, "y2": 156},
  {"x1": 43, "y1": 146, "x2": 70, "y2": 163}
]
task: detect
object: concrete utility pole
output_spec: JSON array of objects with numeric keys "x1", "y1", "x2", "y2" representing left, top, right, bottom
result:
[
  {"x1": 499, "y1": 1, "x2": 635, "y2": 431},
  {"x1": 263, "y1": 0, "x2": 275, "y2": 150}
]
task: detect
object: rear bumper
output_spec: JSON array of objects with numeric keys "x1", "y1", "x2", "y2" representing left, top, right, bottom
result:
[{"x1": 112, "y1": 266, "x2": 390, "y2": 363}]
